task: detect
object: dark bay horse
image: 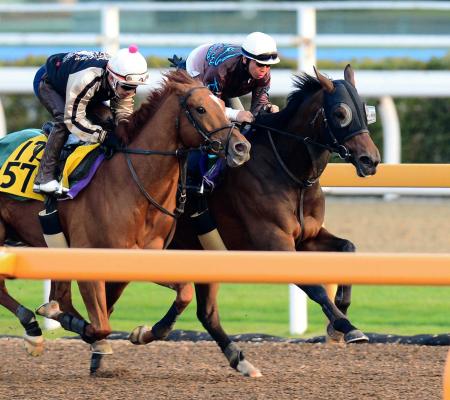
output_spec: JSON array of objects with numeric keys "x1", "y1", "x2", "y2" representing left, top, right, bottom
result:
[
  {"x1": 0, "y1": 70, "x2": 251, "y2": 357},
  {"x1": 124, "y1": 65, "x2": 380, "y2": 377}
]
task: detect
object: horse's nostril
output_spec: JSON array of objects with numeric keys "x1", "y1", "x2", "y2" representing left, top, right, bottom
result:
[
  {"x1": 359, "y1": 156, "x2": 373, "y2": 167},
  {"x1": 234, "y1": 141, "x2": 248, "y2": 154}
]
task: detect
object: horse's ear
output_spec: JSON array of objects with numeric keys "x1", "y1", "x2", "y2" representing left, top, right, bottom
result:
[
  {"x1": 313, "y1": 66, "x2": 334, "y2": 93},
  {"x1": 344, "y1": 64, "x2": 356, "y2": 87}
]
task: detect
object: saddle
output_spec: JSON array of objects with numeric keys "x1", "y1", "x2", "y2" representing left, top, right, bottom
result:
[{"x1": 0, "y1": 126, "x2": 104, "y2": 201}]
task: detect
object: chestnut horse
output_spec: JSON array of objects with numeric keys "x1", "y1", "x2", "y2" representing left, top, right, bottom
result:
[
  {"x1": 122, "y1": 65, "x2": 381, "y2": 377},
  {"x1": 0, "y1": 70, "x2": 251, "y2": 359}
]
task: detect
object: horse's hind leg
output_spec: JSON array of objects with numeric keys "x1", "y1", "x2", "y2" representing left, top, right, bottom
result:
[
  {"x1": 194, "y1": 283, "x2": 262, "y2": 378},
  {"x1": 130, "y1": 282, "x2": 193, "y2": 345},
  {"x1": 0, "y1": 219, "x2": 44, "y2": 355},
  {"x1": 297, "y1": 227, "x2": 367, "y2": 343},
  {"x1": 0, "y1": 280, "x2": 44, "y2": 356}
]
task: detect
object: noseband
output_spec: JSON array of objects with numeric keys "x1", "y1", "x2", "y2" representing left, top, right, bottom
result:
[{"x1": 179, "y1": 86, "x2": 237, "y2": 155}]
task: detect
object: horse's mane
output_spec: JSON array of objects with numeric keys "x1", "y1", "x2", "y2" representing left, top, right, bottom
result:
[
  {"x1": 286, "y1": 73, "x2": 322, "y2": 107},
  {"x1": 117, "y1": 69, "x2": 200, "y2": 144},
  {"x1": 255, "y1": 72, "x2": 322, "y2": 129}
]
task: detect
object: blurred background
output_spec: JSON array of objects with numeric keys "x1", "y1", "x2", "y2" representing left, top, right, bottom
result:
[{"x1": 0, "y1": 0, "x2": 448, "y2": 339}]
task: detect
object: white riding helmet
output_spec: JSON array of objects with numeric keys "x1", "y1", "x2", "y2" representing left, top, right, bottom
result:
[
  {"x1": 241, "y1": 32, "x2": 280, "y2": 65},
  {"x1": 107, "y1": 45, "x2": 149, "y2": 90}
]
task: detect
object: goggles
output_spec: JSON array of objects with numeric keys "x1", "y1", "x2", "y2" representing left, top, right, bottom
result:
[
  {"x1": 242, "y1": 49, "x2": 279, "y2": 63},
  {"x1": 255, "y1": 61, "x2": 271, "y2": 68},
  {"x1": 107, "y1": 66, "x2": 149, "y2": 84}
]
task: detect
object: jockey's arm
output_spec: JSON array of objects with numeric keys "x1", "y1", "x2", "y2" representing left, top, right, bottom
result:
[
  {"x1": 110, "y1": 96, "x2": 134, "y2": 124},
  {"x1": 251, "y1": 82, "x2": 279, "y2": 115},
  {"x1": 64, "y1": 68, "x2": 108, "y2": 144},
  {"x1": 225, "y1": 107, "x2": 254, "y2": 123}
]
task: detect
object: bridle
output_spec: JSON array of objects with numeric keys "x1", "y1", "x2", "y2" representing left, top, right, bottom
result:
[
  {"x1": 114, "y1": 86, "x2": 236, "y2": 227},
  {"x1": 246, "y1": 80, "x2": 370, "y2": 188},
  {"x1": 179, "y1": 87, "x2": 237, "y2": 155},
  {"x1": 245, "y1": 79, "x2": 370, "y2": 243}
]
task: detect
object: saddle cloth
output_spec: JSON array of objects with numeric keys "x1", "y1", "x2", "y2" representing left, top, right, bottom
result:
[{"x1": 0, "y1": 129, "x2": 103, "y2": 201}]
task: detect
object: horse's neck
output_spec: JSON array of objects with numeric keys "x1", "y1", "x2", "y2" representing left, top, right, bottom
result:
[
  {"x1": 105, "y1": 98, "x2": 181, "y2": 209},
  {"x1": 257, "y1": 102, "x2": 330, "y2": 184}
]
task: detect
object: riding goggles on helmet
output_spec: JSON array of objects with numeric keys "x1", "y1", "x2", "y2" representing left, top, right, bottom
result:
[
  {"x1": 241, "y1": 49, "x2": 279, "y2": 62},
  {"x1": 107, "y1": 65, "x2": 149, "y2": 84}
]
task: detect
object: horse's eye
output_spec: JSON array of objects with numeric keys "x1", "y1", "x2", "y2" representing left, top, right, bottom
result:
[
  {"x1": 196, "y1": 106, "x2": 206, "y2": 114},
  {"x1": 333, "y1": 103, "x2": 352, "y2": 127}
]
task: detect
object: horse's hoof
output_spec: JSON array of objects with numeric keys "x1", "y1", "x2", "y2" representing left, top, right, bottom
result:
[
  {"x1": 344, "y1": 329, "x2": 369, "y2": 344},
  {"x1": 236, "y1": 359, "x2": 262, "y2": 378},
  {"x1": 129, "y1": 325, "x2": 152, "y2": 345},
  {"x1": 326, "y1": 323, "x2": 345, "y2": 343},
  {"x1": 23, "y1": 333, "x2": 44, "y2": 357},
  {"x1": 35, "y1": 300, "x2": 61, "y2": 319},
  {"x1": 90, "y1": 339, "x2": 113, "y2": 355}
]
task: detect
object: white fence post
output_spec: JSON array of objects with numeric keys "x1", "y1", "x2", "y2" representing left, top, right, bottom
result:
[
  {"x1": 379, "y1": 96, "x2": 401, "y2": 165},
  {"x1": 379, "y1": 95, "x2": 401, "y2": 200},
  {"x1": 43, "y1": 280, "x2": 60, "y2": 330},
  {"x1": 297, "y1": 7, "x2": 316, "y2": 74},
  {"x1": 289, "y1": 284, "x2": 308, "y2": 334},
  {"x1": 101, "y1": 5, "x2": 120, "y2": 55}
]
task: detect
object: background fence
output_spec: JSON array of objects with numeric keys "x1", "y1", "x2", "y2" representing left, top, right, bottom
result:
[{"x1": 0, "y1": 1, "x2": 450, "y2": 174}]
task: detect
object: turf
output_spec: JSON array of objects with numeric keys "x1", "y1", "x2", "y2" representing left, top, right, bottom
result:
[{"x1": 0, "y1": 280, "x2": 448, "y2": 339}]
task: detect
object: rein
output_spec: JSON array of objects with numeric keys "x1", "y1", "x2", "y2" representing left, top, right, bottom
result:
[
  {"x1": 245, "y1": 108, "x2": 351, "y2": 245},
  {"x1": 115, "y1": 86, "x2": 234, "y2": 225}
]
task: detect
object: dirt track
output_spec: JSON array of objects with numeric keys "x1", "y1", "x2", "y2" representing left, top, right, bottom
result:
[
  {"x1": 0, "y1": 198, "x2": 449, "y2": 399},
  {"x1": 0, "y1": 338, "x2": 448, "y2": 400}
]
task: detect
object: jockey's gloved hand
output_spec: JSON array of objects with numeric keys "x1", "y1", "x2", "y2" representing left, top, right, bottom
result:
[
  {"x1": 168, "y1": 55, "x2": 186, "y2": 70},
  {"x1": 102, "y1": 131, "x2": 122, "y2": 149},
  {"x1": 101, "y1": 131, "x2": 122, "y2": 159}
]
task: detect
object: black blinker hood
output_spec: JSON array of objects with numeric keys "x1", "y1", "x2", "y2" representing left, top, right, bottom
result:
[{"x1": 322, "y1": 80, "x2": 369, "y2": 144}]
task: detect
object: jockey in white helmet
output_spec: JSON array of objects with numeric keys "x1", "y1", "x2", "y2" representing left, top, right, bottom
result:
[
  {"x1": 177, "y1": 31, "x2": 280, "y2": 124},
  {"x1": 32, "y1": 45, "x2": 148, "y2": 194}
]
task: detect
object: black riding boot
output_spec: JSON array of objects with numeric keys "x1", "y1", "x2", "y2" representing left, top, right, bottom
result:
[{"x1": 33, "y1": 122, "x2": 68, "y2": 194}]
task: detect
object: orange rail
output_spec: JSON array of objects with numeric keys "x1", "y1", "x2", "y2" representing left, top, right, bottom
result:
[
  {"x1": 321, "y1": 163, "x2": 450, "y2": 187},
  {"x1": 0, "y1": 247, "x2": 449, "y2": 284}
]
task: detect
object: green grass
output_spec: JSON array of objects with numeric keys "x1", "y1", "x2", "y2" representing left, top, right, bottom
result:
[{"x1": 0, "y1": 280, "x2": 449, "y2": 339}]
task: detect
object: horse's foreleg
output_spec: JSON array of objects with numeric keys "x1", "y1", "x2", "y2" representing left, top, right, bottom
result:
[
  {"x1": 195, "y1": 283, "x2": 262, "y2": 378},
  {"x1": 76, "y1": 280, "x2": 111, "y2": 341},
  {"x1": 129, "y1": 282, "x2": 193, "y2": 345},
  {"x1": 297, "y1": 227, "x2": 367, "y2": 343},
  {"x1": 0, "y1": 279, "x2": 44, "y2": 356}
]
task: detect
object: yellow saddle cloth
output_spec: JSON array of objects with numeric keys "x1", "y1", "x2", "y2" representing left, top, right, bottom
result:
[{"x1": 0, "y1": 134, "x2": 99, "y2": 201}]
